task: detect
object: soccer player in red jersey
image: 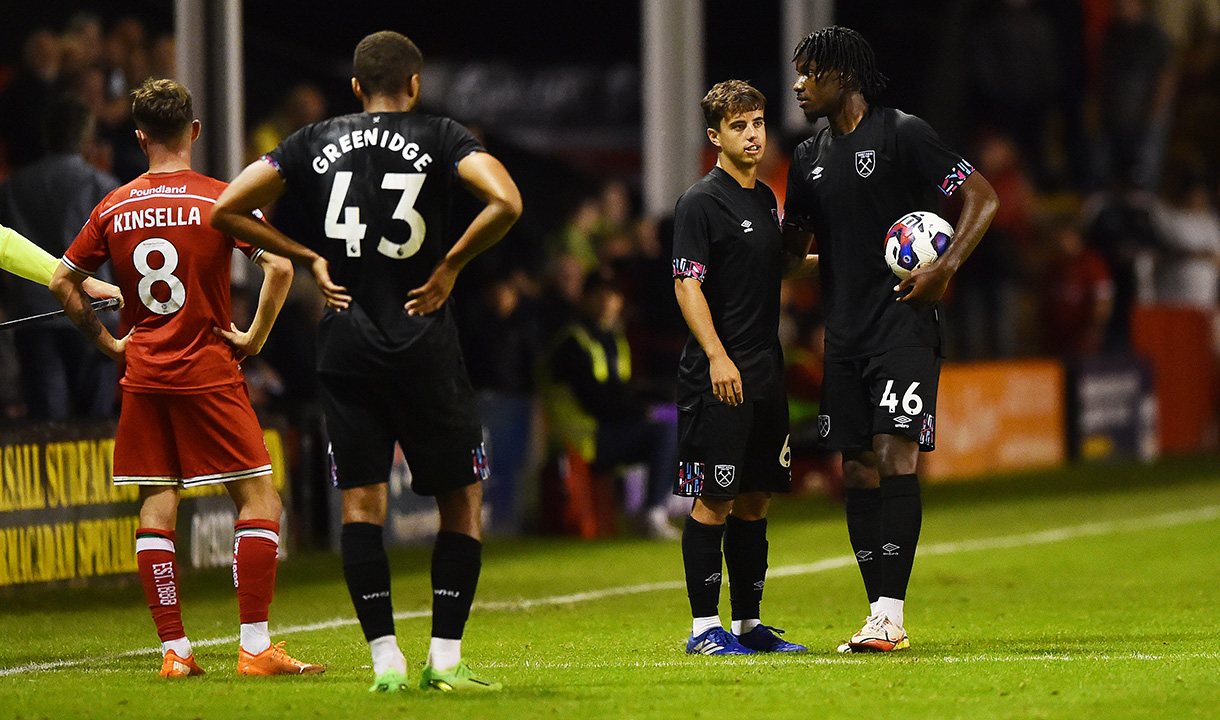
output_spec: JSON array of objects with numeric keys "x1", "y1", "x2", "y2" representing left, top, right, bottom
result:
[{"x1": 49, "y1": 78, "x2": 323, "y2": 678}]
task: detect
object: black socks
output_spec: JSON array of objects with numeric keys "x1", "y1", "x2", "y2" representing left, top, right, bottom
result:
[
  {"x1": 682, "y1": 516, "x2": 726, "y2": 618},
  {"x1": 844, "y1": 486, "x2": 884, "y2": 603},
  {"x1": 430, "y1": 531, "x2": 483, "y2": 640},
  {"x1": 723, "y1": 516, "x2": 767, "y2": 621},
  {"x1": 879, "y1": 474, "x2": 921, "y2": 601},
  {"x1": 341, "y1": 522, "x2": 395, "y2": 641}
]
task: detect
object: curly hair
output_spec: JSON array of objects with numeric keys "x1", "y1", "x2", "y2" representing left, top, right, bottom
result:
[{"x1": 792, "y1": 26, "x2": 888, "y2": 101}]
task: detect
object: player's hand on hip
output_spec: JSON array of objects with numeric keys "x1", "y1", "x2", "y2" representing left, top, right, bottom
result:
[
  {"x1": 82, "y1": 277, "x2": 124, "y2": 307},
  {"x1": 103, "y1": 329, "x2": 132, "y2": 362},
  {"x1": 405, "y1": 263, "x2": 458, "y2": 316},
  {"x1": 310, "y1": 257, "x2": 351, "y2": 309},
  {"x1": 213, "y1": 322, "x2": 258, "y2": 362},
  {"x1": 895, "y1": 263, "x2": 951, "y2": 308},
  {"x1": 710, "y1": 355, "x2": 744, "y2": 406}
]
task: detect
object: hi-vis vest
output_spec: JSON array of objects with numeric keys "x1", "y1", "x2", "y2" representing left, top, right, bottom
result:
[{"x1": 538, "y1": 322, "x2": 632, "y2": 461}]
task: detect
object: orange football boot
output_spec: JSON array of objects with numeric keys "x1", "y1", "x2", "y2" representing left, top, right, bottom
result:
[
  {"x1": 160, "y1": 649, "x2": 206, "y2": 678},
  {"x1": 237, "y1": 642, "x2": 325, "y2": 676}
]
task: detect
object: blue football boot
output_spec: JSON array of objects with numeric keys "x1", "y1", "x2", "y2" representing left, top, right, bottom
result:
[
  {"x1": 685, "y1": 626, "x2": 756, "y2": 655},
  {"x1": 737, "y1": 624, "x2": 808, "y2": 653}
]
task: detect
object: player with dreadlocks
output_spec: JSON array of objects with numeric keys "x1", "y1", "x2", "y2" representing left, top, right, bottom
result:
[{"x1": 782, "y1": 26, "x2": 998, "y2": 652}]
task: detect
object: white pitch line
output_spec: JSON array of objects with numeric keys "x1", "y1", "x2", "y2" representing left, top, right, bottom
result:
[
  {"x1": 3, "y1": 503, "x2": 1217, "y2": 677},
  {"x1": 484, "y1": 650, "x2": 1220, "y2": 669}
]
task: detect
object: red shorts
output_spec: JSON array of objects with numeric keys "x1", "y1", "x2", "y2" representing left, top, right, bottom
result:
[{"x1": 113, "y1": 382, "x2": 272, "y2": 488}]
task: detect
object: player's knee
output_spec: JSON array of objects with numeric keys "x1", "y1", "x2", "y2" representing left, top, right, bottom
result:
[
  {"x1": 341, "y1": 484, "x2": 388, "y2": 524},
  {"x1": 874, "y1": 435, "x2": 918, "y2": 477},
  {"x1": 691, "y1": 497, "x2": 733, "y2": 525},
  {"x1": 730, "y1": 492, "x2": 769, "y2": 521},
  {"x1": 138, "y1": 486, "x2": 179, "y2": 529},
  {"x1": 231, "y1": 476, "x2": 282, "y2": 521},
  {"x1": 841, "y1": 461, "x2": 880, "y2": 489}
]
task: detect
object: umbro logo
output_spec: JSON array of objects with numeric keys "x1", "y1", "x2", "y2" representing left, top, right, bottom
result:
[
  {"x1": 741, "y1": 220, "x2": 753, "y2": 233},
  {"x1": 855, "y1": 550, "x2": 873, "y2": 562},
  {"x1": 809, "y1": 166, "x2": 823, "y2": 180},
  {"x1": 882, "y1": 543, "x2": 900, "y2": 555},
  {"x1": 753, "y1": 580, "x2": 765, "y2": 590},
  {"x1": 361, "y1": 591, "x2": 391, "y2": 600},
  {"x1": 705, "y1": 572, "x2": 722, "y2": 584},
  {"x1": 894, "y1": 415, "x2": 912, "y2": 428}
]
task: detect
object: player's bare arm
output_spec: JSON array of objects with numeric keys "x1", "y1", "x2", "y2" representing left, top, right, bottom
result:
[
  {"x1": 213, "y1": 251, "x2": 293, "y2": 361},
  {"x1": 404, "y1": 152, "x2": 522, "y2": 316},
  {"x1": 48, "y1": 262, "x2": 128, "y2": 361},
  {"x1": 781, "y1": 225, "x2": 819, "y2": 278},
  {"x1": 674, "y1": 277, "x2": 743, "y2": 406},
  {"x1": 212, "y1": 161, "x2": 352, "y2": 309},
  {"x1": 897, "y1": 171, "x2": 998, "y2": 307}
]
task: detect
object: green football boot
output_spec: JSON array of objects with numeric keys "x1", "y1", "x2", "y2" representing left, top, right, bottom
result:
[
  {"x1": 368, "y1": 667, "x2": 411, "y2": 693},
  {"x1": 419, "y1": 661, "x2": 502, "y2": 692}
]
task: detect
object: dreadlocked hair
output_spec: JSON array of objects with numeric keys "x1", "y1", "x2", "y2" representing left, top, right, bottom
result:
[{"x1": 792, "y1": 26, "x2": 888, "y2": 101}]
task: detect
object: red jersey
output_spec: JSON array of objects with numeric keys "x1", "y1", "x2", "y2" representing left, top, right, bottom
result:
[{"x1": 63, "y1": 170, "x2": 262, "y2": 393}]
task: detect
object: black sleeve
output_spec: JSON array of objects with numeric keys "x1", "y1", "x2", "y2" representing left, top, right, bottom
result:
[
  {"x1": 671, "y1": 191, "x2": 711, "y2": 282},
  {"x1": 551, "y1": 335, "x2": 643, "y2": 422},
  {"x1": 782, "y1": 145, "x2": 816, "y2": 231},
  {"x1": 439, "y1": 118, "x2": 485, "y2": 173},
  {"x1": 263, "y1": 124, "x2": 312, "y2": 185},
  {"x1": 894, "y1": 114, "x2": 975, "y2": 198}
]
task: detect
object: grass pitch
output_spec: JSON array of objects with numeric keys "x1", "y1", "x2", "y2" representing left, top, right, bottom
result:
[{"x1": 3, "y1": 456, "x2": 1219, "y2": 720}]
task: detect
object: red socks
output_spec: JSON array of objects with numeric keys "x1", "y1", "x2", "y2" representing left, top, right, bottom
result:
[
  {"x1": 233, "y1": 520, "x2": 280, "y2": 624},
  {"x1": 138, "y1": 520, "x2": 279, "y2": 644},
  {"x1": 136, "y1": 527, "x2": 185, "y2": 642}
]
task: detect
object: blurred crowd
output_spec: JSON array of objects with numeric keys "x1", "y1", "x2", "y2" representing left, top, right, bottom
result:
[{"x1": 0, "y1": 1, "x2": 1218, "y2": 524}]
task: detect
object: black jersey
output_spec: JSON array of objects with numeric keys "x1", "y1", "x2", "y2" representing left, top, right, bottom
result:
[
  {"x1": 672, "y1": 167, "x2": 785, "y2": 403},
  {"x1": 264, "y1": 111, "x2": 483, "y2": 374},
  {"x1": 784, "y1": 105, "x2": 974, "y2": 360}
]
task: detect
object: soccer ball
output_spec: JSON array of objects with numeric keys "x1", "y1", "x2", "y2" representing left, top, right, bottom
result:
[{"x1": 883, "y1": 211, "x2": 954, "y2": 280}]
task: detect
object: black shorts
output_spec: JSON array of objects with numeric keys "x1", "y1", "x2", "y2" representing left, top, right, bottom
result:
[
  {"x1": 319, "y1": 330, "x2": 486, "y2": 495},
  {"x1": 820, "y1": 346, "x2": 940, "y2": 452},
  {"x1": 674, "y1": 396, "x2": 791, "y2": 500}
]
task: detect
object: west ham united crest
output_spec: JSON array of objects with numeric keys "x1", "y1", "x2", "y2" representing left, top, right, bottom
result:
[
  {"x1": 818, "y1": 414, "x2": 831, "y2": 438},
  {"x1": 855, "y1": 150, "x2": 875, "y2": 177},
  {"x1": 714, "y1": 464, "x2": 735, "y2": 488}
]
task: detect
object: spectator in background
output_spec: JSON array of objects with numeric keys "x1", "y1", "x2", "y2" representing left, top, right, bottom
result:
[
  {"x1": 149, "y1": 34, "x2": 177, "y2": 79},
  {"x1": 947, "y1": 133, "x2": 1036, "y2": 359},
  {"x1": 247, "y1": 83, "x2": 328, "y2": 162},
  {"x1": 968, "y1": 0, "x2": 1061, "y2": 187},
  {"x1": 58, "y1": 12, "x2": 104, "y2": 79},
  {"x1": 1094, "y1": 0, "x2": 1176, "y2": 190},
  {"x1": 1082, "y1": 178, "x2": 1160, "y2": 352},
  {"x1": 613, "y1": 215, "x2": 687, "y2": 393},
  {"x1": 550, "y1": 197, "x2": 602, "y2": 270},
  {"x1": 0, "y1": 30, "x2": 61, "y2": 169},
  {"x1": 1040, "y1": 219, "x2": 1114, "y2": 356},
  {"x1": 0, "y1": 95, "x2": 120, "y2": 420},
  {"x1": 1149, "y1": 166, "x2": 1220, "y2": 308},
  {"x1": 538, "y1": 273, "x2": 679, "y2": 540},
  {"x1": 461, "y1": 271, "x2": 542, "y2": 394},
  {"x1": 98, "y1": 18, "x2": 151, "y2": 181},
  {"x1": 1149, "y1": 0, "x2": 1220, "y2": 55},
  {"x1": 537, "y1": 252, "x2": 587, "y2": 339}
]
